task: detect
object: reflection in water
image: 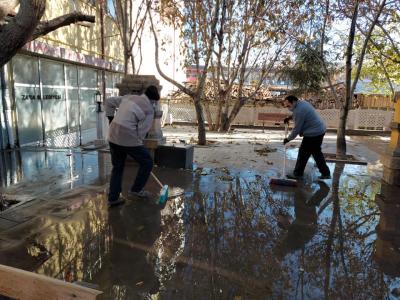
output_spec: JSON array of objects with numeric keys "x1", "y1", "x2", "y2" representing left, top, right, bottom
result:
[
  {"x1": 274, "y1": 181, "x2": 330, "y2": 259},
  {"x1": 0, "y1": 155, "x2": 399, "y2": 298},
  {"x1": 375, "y1": 181, "x2": 400, "y2": 296},
  {"x1": 94, "y1": 201, "x2": 162, "y2": 299},
  {"x1": 0, "y1": 149, "x2": 108, "y2": 200}
]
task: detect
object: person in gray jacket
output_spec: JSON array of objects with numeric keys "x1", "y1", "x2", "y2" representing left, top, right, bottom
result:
[
  {"x1": 107, "y1": 85, "x2": 160, "y2": 207},
  {"x1": 105, "y1": 96, "x2": 122, "y2": 124},
  {"x1": 282, "y1": 95, "x2": 331, "y2": 180}
]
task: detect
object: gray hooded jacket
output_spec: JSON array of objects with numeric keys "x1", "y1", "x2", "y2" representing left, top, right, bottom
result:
[{"x1": 287, "y1": 100, "x2": 326, "y2": 141}]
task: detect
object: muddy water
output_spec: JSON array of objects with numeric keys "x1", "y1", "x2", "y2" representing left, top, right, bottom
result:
[{"x1": 0, "y1": 149, "x2": 399, "y2": 299}]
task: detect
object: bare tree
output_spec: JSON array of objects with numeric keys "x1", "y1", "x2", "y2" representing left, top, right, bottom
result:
[
  {"x1": 112, "y1": 0, "x2": 148, "y2": 75},
  {"x1": 148, "y1": 0, "x2": 220, "y2": 145},
  {"x1": 0, "y1": 0, "x2": 95, "y2": 68},
  {"x1": 207, "y1": 0, "x2": 288, "y2": 132},
  {"x1": 338, "y1": 0, "x2": 387, "y2": 156}
]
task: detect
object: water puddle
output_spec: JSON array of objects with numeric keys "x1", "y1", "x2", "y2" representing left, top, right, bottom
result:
[
  {"x1": 0, "y1": 149, "x2": 109, "y2": 207},
  {"x1": 0, "y1": 150, "x2": 398, "y2": 299}
]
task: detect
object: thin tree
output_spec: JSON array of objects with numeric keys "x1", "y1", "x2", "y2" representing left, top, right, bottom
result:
[
  {"x1": 148, "y1": 0, "x2": 221, "y2": 145},
  {"x1": 338, "y1": 0, "x2": 387, "y2": 156},
  {"x1": 112, "y1": 0, "x2": 148, "y2": 75},
  {"x1": 209, "y1": 0, "x2": 288, "y2": 132}
]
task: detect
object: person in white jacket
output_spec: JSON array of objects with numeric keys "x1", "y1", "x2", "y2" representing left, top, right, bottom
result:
[{"x1": 107, "y1": 85, "x2": 160, "y2": 207}]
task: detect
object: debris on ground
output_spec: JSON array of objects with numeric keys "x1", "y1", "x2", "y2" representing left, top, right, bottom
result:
[
  {"x1": 218, "y1": 174, "x2": 234, "y2": 181},
  {"x1": 0, "y1": 194, "x2": 18, "y2": 212},
  {"x1": 392, "y1": 288, "x2": 400, "y2": 298},
  {"x1": 277, "y1": 212, "x2": 292, "y2": 230},
  {"x1": 254, "y1": 146, "x2": 277, "y2": 156}
]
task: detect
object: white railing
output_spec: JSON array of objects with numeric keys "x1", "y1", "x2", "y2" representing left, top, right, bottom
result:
[{"x1": 163, "y1": 103, "x2": 394, "y2": 130}]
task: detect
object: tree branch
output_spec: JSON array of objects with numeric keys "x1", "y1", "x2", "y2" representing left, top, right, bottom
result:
[
  {"x1": 350, "y1": 0, "x2": 387, "y2": 98},
  {"x1": 147, "y1": 1, "x2": 195, "y2": 97},
  {"x1": 0, "y1": 0, "x2": 46, "y2": 68},
  {"x1": 30, "y1": 12, "x2": 95, "y2": 41}
]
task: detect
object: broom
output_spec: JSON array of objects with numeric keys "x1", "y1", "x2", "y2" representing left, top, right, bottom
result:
[
  {"x1": 150, "y1": 172, "x2": 169, "y2": 204},
  {"x1": 269, "y1": 124, "x2": 298, "y2": 187}
]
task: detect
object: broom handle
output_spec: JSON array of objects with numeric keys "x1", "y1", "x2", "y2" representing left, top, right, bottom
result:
[
  {"x1": 282, "y1": 124, "x2": 288, "y2": 177},
  {"x1": 150, "y1": 172, "x2": 164, "y2": 188}
]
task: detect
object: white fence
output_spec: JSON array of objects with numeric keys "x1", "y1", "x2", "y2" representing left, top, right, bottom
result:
[{"x1": 162, "y1": 103, "x2": 394, "y2": 130}]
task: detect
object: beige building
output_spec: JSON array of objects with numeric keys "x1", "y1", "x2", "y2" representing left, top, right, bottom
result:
[{"x1": 0, "y1": 0, "x2": 124, "y2": 149}]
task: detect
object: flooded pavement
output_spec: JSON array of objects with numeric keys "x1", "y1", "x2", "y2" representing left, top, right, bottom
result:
[{"x1": 0, "y1": 143, "x2": 399, "y2": 299}]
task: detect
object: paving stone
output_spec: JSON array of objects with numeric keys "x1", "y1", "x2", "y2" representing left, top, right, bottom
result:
[{"x1": 0, "y1": 218, "x2": 18, "y2": 231}]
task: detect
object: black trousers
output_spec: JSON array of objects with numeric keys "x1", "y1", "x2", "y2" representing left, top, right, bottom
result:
[
  {"x1": 108, "y1": 142, "x2": 153, "y2": 202},
  {"x1": 294, "y1": 134, "x2": 330, "y2": 177}
]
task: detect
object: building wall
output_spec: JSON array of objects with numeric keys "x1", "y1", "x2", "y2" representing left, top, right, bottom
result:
[
  {"x1": 10, "y1": 54, "x2": 121, "y2": 148},
  {"x1": 39, "y1": 0, "x2": 123, "y2": 66},
  {"x1": 0, "y1": 0, "x2": 124, "y2": 149}
]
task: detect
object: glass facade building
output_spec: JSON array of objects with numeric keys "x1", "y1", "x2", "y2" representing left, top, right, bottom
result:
[{"x1": 0, "y1": 54, "x2": 122, "y2": 149}]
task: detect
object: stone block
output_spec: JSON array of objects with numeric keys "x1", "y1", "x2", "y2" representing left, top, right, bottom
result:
[
  {"x1": 374, "y1": 238, "x2": 400, "y2": 277},
  {"x1": 155, "y1": 144, "x2": 194, "y2": 169},
  {"x1": 378, "y1": 182, "x2": 400, "y2": 204},
  {"x1": 381, "y1": 153, "x2": 400, "y2": 168},
  {"x1": 382, "y1": 166, "x2": 400, "y2": 186}
]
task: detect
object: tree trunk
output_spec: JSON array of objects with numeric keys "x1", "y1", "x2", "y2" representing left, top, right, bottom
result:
[
  {"x1": 216, "y1": 91, "x2": 228, "y2": 131},
  {"x1": 203, "y1": 102, "x2": 215, "y2": 131},
  {"x1": 336, "y1": 109, "x2": 348, "y2": 157},
  {"x1": 336, "y1": 0, "x2": 384, "y2": 157},
  {"x1": 336, "y1": 1, "x2": 359, "y2": 157},
  {"x1": 220, "y1": 97, "x2": 244, "y2": 132},
  {"x1": 215, "y1": 100, "x2": 222, "y2": 130},
  {"x1": 193, "y1": 95, "x2": 206, "y2": 145}
]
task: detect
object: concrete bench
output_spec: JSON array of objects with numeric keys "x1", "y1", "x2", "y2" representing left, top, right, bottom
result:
[{"x1": 257, "y1": 113, "x2": 287, "y2": 126}]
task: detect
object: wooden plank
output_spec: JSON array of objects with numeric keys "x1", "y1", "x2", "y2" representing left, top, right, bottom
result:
[
  {"x1": 0, "y1": 264, "x2": 102, "y2": 300},
  {"x1": 323, "y1": 153, "x2": 367, "y2": 165}
]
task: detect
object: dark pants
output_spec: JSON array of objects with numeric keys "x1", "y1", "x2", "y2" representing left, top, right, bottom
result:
[
  {"x1": 294, "y1": 134, "x2": 330, "y2": 177},
  {"x1": 108, "y1": 142, "x2": 153, "y2": 202}
]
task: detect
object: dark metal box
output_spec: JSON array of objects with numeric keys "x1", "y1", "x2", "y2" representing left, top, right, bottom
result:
[{"x1": 155, "y1": 144, "x2": 194, "y2": 169}]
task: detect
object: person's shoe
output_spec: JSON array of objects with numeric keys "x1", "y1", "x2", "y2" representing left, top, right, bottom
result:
[
  {"x1": 286, "y1": 173, "x2": 303, "y2": 180},
  {"x1": 108, "y1": 197, "x2": 126, "y2": 208},
  {"x1": 318, "y1": 174, "x2": 331, "y2": 180},
  {"x1": 128, "y1": 190, "x2": 152, "y2": 199}
]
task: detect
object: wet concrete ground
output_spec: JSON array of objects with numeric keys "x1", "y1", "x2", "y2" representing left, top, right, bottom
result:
[{"x1": 0, "y1": 130, "x2": 399, "y2": 299}]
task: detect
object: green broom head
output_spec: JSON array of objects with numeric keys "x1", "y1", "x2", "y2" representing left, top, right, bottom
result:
[{"x1": 159, "y1": 185, "x2": 169, "y2": 204}]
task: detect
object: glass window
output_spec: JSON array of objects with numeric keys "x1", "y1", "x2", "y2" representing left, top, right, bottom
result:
[
  {"x1": 42, "y1": 87, "x2": 67, "y2": 140},
  {"x1": 105, "y1": 72, "x2": 113, "y2": 89},
  {"x1": 65, "y1": 65, "x2": 78, "y2": 87},
  {"x1": 13, "y1": 55, "x2": 39, "y2": 85},
  {"x1": 79, "y1": 90, "x2": 96, "y2": 130},
  {"x1": 67, "y1": 89, "x2": 80, "y2": 132},
  {"x1": 78, "y1": 67, "x2": 97, "y2": 88},
  {"x1": 40, "y1": 59, "x2": 65, "y2": 86},
  {"x1": 14, "y1": 86, "x2": 43, "y2": 145}
]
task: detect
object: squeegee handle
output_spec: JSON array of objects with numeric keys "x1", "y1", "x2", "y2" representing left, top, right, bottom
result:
[
  {"x1": 151, "y1": 172, "x2": 164, "y2": 188},
  {"x1": 284, "y1": 123, "x2": 288, "y2": 139}
]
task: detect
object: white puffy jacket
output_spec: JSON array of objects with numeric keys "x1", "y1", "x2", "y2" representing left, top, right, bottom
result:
[{"x1": 107, "y1": 94, "x2": 154, "y2": 147}]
